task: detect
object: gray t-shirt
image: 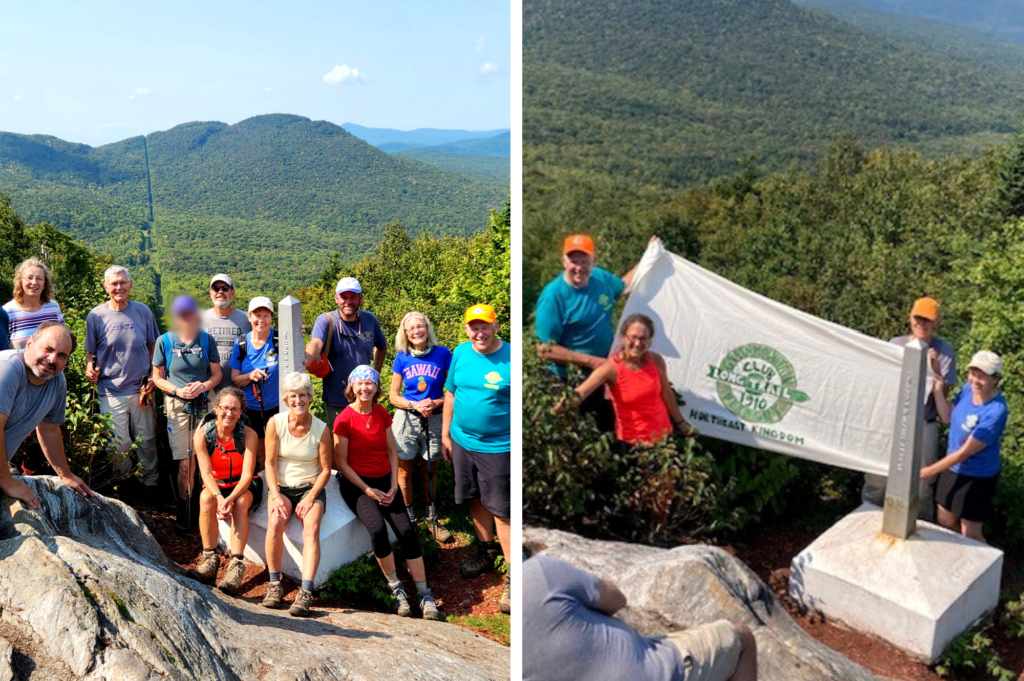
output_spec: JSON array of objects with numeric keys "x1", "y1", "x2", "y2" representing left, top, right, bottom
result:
[
  {"x1": 202, "y1": 307, "x2": 251, "y2": 392},
  {"x1": 152, "y1": 332, "x2": 220, "y2": 389},
  {"x1": 523, "y1": 556, "x2": 682, "y2": 681},
  {"x1": 890, "y1": 335, "x2": 957, "y2": 422},
  {"x1": 0, "y1": 350, "x2": 66, "y2": 462},
  {"x1": 85, "y1": 301, "x2": 160, "y2": 397}
]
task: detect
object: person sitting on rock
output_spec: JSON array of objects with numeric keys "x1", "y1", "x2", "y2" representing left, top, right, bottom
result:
[
  {"x1": 570, "y1": 313, "x2": 691, "y2": 446},
  {"x1": 262, "y1": 372, "x2": 333, "y2": 617},
  {"x1": 335, "y1": 365, "x2": 443, "y2": 621},
  {"x1": 0, "y1": 322, "x2": 93, "y2": 508},
  {"x1": 191, "y1": 386, "x2": 260, "y2": 595},
  {"x1": 523, "y1": 553, "x2": 758, "y2": 681}
]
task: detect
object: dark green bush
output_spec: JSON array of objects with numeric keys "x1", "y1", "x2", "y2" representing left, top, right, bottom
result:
[{"x1": 319, "y1": 554, "x2": 395, "y2": 611}]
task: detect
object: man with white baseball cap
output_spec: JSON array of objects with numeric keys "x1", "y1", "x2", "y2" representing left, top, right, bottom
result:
[
  {"x1": 202, "y1": 274, "x2": 251, "y2": 398},
  {"x1": 921, "y1": 349, "x2": 1008, "y2": 542},
  {"x1": 304, "y1": 277, "x2": 387, "y2": 429}
]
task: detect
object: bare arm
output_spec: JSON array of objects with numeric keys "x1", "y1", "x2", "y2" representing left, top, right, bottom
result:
[
  {"x1": 389, "y1": 372, "x2": 409, "y2": 410},
  {"x1": 373, "y1": 345, "x2": 386, "y2": 373},
  {"x1": 263, "y1": 414, "x2": 287, "y2": 517},
  {"x1": 194, "y1": 429, "x2": 221, "y2": 499},
  {"x1": 594, "y1": 578, "x2": 627, "y2": 616},
  {"x1": 151, "y1": 365, "x2": 177, "y2": 396},
  {"x1": 309, "y1": 424, "x2": 334, "y2": 499},
  {"x1": 574, "y1": 360, "x2": 617, "y2": 402},
  {"x1": 0, "y1": 414, "x2": 39, "y2": 508},
  {"x1": 304, "y1": 337, "x2": 324, "y2": 367},
  {"x1": 621, "y1": 235, "x2": 659, "y2": 291},
  {"x1": 536, "y1": 342, "x2": 607, "y2": 371},
  {"x1": 386, "y1": 427, "x2": 399, "y2": 493},
  {"x1": 653, "y1": 353, "x2": 687, "y2": 431},
  {"x1": 441, "y1": 390, "x2": 455, "y2": 461},
  {"x1": 37, "y1": 422, "x2": 93, "y2": 497},
  {"x1": 334, "y1": 433, "x2": 371, "y2": 494},
  {"x1": 932, "y1": 380, "x2": 952, "y2": 425},
  {"x1": 922, "y1": 436, "x2": 987, "y2": 479}
]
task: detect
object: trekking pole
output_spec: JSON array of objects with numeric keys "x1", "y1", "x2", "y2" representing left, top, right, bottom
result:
[
  {"x1": 254, "y1": 377, "x2": 266, "y2": 427},
  {"x1": 419, "y1": 413, "x2": 440, "y2": 541},
  {"x1": 185, "y1": 399, "x2": 196, "y2": 539}
]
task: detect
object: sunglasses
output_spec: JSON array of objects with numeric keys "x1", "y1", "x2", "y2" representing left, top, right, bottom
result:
[{"x1": 211, "y1": 285, "x2": 233, "y2": 293}]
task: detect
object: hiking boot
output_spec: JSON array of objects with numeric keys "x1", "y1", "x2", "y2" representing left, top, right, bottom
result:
[
  {"x1": 217, "y1": 558, "x2": 246, "y2": 596},
  {"x1": 499, "y1": 573, "x2": 511, "y2": 615},
  {"x1": 405, "y1": 504, "x2": 418, "y2": 524},
  {"x1": 289, "y1": 589, "x2": 313, "y2": 617},
  {"x1": 190, "y1": 551, "x2": 219, "y2": 583},
  {"x1": 392, "y1": 585, "x2": 413, "y2": 617},
  {"x1": 419, "y1": 589, "x2": 443, "y2": 621},
  {"x1": 460, "y1": 542, "x2": 499, "y2": 579},
  {"x1": 262, "y1": 581, "x2": 284, "y2": 609},
  {"x1": 425, "y1": 515, "x2": 453, "y2": 543}
]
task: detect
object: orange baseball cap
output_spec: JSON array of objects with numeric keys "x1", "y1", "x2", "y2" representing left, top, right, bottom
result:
[
  {"x1": 910, "y1": 297, "x2": 940, "y2": 321},
  {"x1": 563, "y1": 234, "x2": 596, "y2": 256},
  {"x1": 465, "y1": 304, "x2": 497, "y2": 324}
]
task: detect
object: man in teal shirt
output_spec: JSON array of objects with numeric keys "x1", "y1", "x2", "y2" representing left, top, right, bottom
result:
[
  {"x1": 443, "y1": 303, "x2": 512, "y2": 614},
  {"x1": 534, "y1": 234, "x2": 641, "y2": 431}
]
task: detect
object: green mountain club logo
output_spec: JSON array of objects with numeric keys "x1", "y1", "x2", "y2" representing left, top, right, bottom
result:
[{"x1": 708, "y1": 344, "x2": 810, "y2": 423}]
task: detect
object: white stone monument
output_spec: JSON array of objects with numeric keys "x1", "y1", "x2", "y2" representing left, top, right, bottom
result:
[
  {"x1": 218, "y1": 295, "x2": 394, "y2": 587},
  {"x1": 790, "y1": 339, "x2": 1004, "y2": 662}
]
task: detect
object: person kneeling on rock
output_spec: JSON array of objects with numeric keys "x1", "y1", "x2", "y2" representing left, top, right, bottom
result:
[
  {"x1": 523, "y1": 554, "x2": 758, "y2": 681},
  {"x1": 191, "y1": 386, "x2": 260, "y2": 595},
  {"x1": 335, "y1": 365, "x2": 443, "y2": 621},
  {"x1": 262, "y1": 372, "x2": 334, "y2": 617}
]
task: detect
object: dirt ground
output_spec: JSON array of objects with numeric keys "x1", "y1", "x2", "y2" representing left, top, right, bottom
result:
[{"x1": 731, "y1": 521, "x2": 1024, "y2": 681}]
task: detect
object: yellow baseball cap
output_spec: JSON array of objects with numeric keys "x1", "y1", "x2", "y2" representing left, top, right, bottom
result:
[
  {"x1": 563, "y1": 234, "x2": 596, "y2": 256},
  {"x1": 465, "y1": 304, "x2": 496, "y2": 324},
  {"x1": 910, "y1": 297, "x2": 940, "y2": 321}
]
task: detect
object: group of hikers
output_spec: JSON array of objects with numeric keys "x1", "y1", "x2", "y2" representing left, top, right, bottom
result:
[
  {"x1": 0, "y1": 259, "x2": 511, "y2": 620},
  {"x1": 526, "y1": 234, "x2": 1010, "y2": 681}
]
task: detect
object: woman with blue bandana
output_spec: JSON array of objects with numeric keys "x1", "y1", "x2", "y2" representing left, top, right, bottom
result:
[{"x1": 334, "y1": 365, "x2": 442, "y2": 621}]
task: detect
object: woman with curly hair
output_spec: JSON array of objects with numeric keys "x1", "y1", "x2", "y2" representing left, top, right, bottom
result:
[{"x1": 4, "y1": 258, "x2": 64, "y2": 350}]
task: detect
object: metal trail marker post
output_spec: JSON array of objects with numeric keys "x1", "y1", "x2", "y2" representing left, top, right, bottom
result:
[
  {"x1": 278, "y1": 296, "x2": 304, "y2": 412},
  {"x1": 882, "y1": 338, "x2": 928, "y2": 540}
]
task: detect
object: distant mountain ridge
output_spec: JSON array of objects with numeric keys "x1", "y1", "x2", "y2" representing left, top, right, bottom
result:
[
  {"x1": 0, "y1": 113, "x2": 506, "y2": 306},
  {"x1": 341, "y1": 123, "x2": 509, "y2": 148}
]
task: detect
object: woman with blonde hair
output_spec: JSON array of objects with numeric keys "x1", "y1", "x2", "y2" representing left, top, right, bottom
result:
[
  {"x1": 388, "y1": 311, "x2": 452, "y2": 541},
  {"x1": 4, "y1": 257, "x2": 64, "y2": 349}
]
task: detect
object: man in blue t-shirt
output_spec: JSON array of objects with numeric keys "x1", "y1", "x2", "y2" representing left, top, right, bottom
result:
[
  {"x1": 304, "y1": 277, "x2": 387, "y2": 429},
  {"x1": 442, "y1": 304, "x2": 512, "y2": 612},
  {"x1": 534, "y1": 234, "x2": 644, "y2": 432}
]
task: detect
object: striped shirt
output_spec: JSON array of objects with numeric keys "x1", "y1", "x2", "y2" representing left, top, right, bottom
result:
[{"x1": 3, "y1": 300, "x2": 65, "y2": 349}]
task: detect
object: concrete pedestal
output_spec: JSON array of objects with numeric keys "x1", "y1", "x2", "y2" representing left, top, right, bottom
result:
[
  {"x1": 217, "y1": 471, "x2": 395, "y2": 588},
  {"x1": 789, "y1": 504, "x2": 1003, "y2": 663}
]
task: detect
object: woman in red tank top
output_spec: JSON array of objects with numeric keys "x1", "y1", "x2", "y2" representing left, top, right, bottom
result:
[{"x1": 573, "y1": 314, "x2": 690, "y2": 445}]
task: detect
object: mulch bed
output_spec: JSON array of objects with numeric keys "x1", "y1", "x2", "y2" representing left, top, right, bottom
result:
[
  {"x1": 731, "y1": 521, "x2": 1024, "y2": 681},
  {"x1": 122, "y1": 489, "x2": 507, "y2": 645}
]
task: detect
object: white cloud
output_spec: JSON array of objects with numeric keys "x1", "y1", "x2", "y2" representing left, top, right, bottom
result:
[
  {"x1": 475, "y1": 37, "x2": 485, "y2": 53},
  {"x1": 322, "y1": 65, "x2": 365, "y2": 85},
  {"x1": 13, "y1": 95, "x2": 22, "y2": 102},
  {"x1": 480, "y1": 62, "x2": 499, "y2": 74},
  {"x1": 126, "y1": 87, "x2": 151, "y2": 100},
  {"x1": 264, "y1": 86, "x2": 273, "y2": 92}
]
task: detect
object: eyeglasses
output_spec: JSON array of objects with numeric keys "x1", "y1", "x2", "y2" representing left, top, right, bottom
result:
[
  {"x1": 406, "y1": 324, "x2": 427, "y2": 332},
  {"x1": 624, "y1": 334, "x2": 650, "y2": 344},
  {"x1": 211, "y1": 285, "x2": 232, "y2": 293},
  {"x1": 217, "y1": 406, "x2": 241, "y2": 414}
]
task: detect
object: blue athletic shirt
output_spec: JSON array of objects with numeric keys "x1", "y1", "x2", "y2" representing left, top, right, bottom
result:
[
  {"x1": 392, "y1": 345, "x2": 452, "y2": 402},
  {"x1": 229, "y1": 331, "x2": 280, "y2": 410},
  {"x1": 445, "y1": 340, "x2": 511, "y2": 453},
  {"x1": 534, "y1": 267, "x2": 625, "y2": 378},
  {"x1": 948, "y1": 384, "x2": 1008, "y2": 478}
]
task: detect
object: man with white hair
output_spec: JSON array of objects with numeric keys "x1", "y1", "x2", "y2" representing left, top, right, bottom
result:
[
  {"x1": 201, "y1": 273, "x2": 251, "y2": 398},
  {"x1": 85, "y1": 265, "x2": 161, "y2": 488},
  {"x1": 0, "y1": 322, "x2": 93, "y2": 508}
]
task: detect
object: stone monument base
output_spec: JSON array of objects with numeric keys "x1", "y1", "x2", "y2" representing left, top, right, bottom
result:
[
  {"x1": 217, "y1": 470, "x2": 394, "y2": 588},
  {"x1": 789, "y1": 503, "x2": 1003, "y2": 663}
]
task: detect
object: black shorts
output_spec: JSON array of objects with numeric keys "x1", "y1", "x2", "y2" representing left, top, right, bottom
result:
[
  {"x1": 244, "y1": 408, "x2": 269, "y2": 438},
  {"x1": 451, "y1": 440, "x2": 510, "y2": 519},
  {"x1": 937, "y1": 471, "x2": 998, "y2": 523},
  {"x1": 218, "y1": 476, "x2": 263, "y2": 503},
  {"x1": 278, "y1": 483, "x2": 327, "y2": 511}
]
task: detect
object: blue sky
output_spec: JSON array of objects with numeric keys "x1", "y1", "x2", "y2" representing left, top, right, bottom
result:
[{"x1": 0, "y1": 0, "x2": 511, "y2": 147}]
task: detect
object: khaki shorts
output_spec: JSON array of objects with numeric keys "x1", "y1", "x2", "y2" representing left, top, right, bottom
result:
[
  {"x1": 665, "y1": 620, "x2": 743, "y2": 681},
  {"x1": 393, "y1": 409, "x2": 443, "y2": 461},
  {"x1": 165, "y1": 395, "x2": 203, "y2": 461}
]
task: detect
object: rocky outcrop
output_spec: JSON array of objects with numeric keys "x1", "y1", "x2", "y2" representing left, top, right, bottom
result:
[
  {"x1": 0, "y1": 477, "x2": 508, "y2": 680},
  {"x1": 524, "y1": 527, "x2": 879, "y2": 681}
]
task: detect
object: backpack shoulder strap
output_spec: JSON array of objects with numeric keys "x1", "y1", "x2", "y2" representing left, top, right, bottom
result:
[
  {"x1": 199, "y1": 330, "x2": 211, "y2": 358},
  {"x1": 271, "y1": 329, "x2": 279, "y2": 353},
  {"x1": 200, "y1": 412, "x2": 217, "y2": 452},
  {"x1": 162, "y1": 332, "x2": 175, "y2": 362},
  {"x1": 233, "y1": 419, "x2": 247, "y2": 456},
  {"x1": 237, "y1": 332, "x2": 249, "y2": 363}
]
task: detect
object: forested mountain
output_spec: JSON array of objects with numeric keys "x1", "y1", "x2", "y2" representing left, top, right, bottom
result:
[
  {"x1": 0, "y1": 114, "x2": 506, "y2": 309},
  {"x1": 422, "y1": 132, "x2": 510, "y2": 157},
  {"x1": 796, "y1": 0, "x2": 1024, "y2": 44},
  {"x1": 524, "y1": 0, "x2": 1024, "y2": 187},
  {"x1": 341, "y1": 123, "x2": 509, "y2": 148},
  {"x1": 394, "y1": 149, "x2": 511, "y2": 181}
]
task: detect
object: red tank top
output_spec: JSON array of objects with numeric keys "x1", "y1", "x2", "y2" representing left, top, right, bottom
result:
[
  {"x1": 211, "y1": 437, "x2": 245, "y2": 488},
  {"x1": 609, "y1": 354, "x2": 673, "y2": 445}
]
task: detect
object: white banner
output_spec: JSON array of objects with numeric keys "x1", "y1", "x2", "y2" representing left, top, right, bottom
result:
[{"x1": 622, "y1": 241, "x2": 908, "y2": 475}]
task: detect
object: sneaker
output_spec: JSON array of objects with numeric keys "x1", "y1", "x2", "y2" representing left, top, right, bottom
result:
[
  {"x1": 419, "y1": 589, "x2": 444, "y2": 621},
  {"x1": 217, "y1": 558, "x2": 246, "y2": 596},
  {"x1": 262, "y1": 581, "x2": 284, "y2": 609},
  {"x1": 289, "y1": 589, "x2": 313, "y2": 617},
  {"x1": 499, "y1": 573, "x2": 511, "y2": 615},
  {"x1": 459, "y1": 542, "x2": 499, "y2": 579},
  {"x1": 192, "y1": 551, "x2": 219, "y2": 583},
  {"x1": 425, "y1": 515, "x2": 453, "y2": 543},
  {"x1": 405, "y1": 504, "x2": 418, "y2": 524},
  {"x1": 392, "y1": 585, "x2": 413, "y2": 617}
]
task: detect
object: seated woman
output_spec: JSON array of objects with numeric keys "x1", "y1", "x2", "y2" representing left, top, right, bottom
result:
[
  {"x1": 335, "y1": 365, "x2": 442, "y2": 621},
  {"x1": 922, "y1": 350, "x2": 1008, "y2": 543},
  {"x1": 262, "y1": 372, "x2": 333, "y2": 617},
  {"x1": 191, "y1": 386, "x2": 260, "y2": 595},
  {"x1": 573, "y1": 313, "x2": 690, "y2": 445}
]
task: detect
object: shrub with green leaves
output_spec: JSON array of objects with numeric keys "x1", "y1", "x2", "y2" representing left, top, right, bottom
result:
[
  {"x1": 319, "y1": 554, "x2": 395, "y2": 612},
  {"x1": 935, "y1": 622, "x2": 1014, "y2": 680}
]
